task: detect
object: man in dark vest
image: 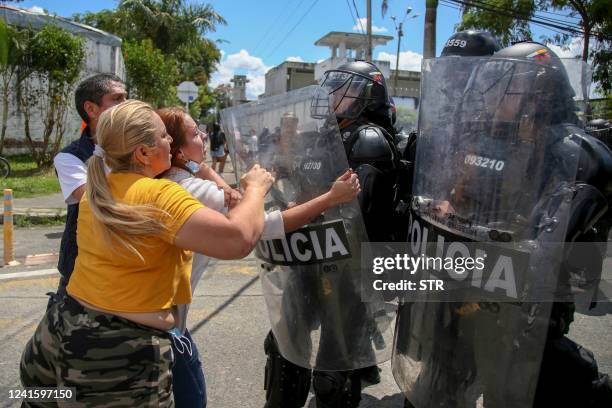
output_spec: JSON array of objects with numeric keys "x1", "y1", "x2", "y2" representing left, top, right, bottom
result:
[{"x1": 49, "y1": 74, "x2": 127, "y2": 306}]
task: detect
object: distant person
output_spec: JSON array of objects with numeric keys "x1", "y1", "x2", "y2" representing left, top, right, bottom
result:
[
  {"x1": 51, "y1": 73, "x2": 127, "y2": 304},
  {"x1": 209, "y1": 123, "x2": 228, "y2": 173}
]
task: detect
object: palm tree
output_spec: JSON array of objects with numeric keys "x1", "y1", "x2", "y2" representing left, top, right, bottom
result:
[
  {"x1": 423, "y1": 0, "x2": 438, "y2": 59},
  {"x1": 119, "y1": 0, "x2": 226, "y2": 54}
]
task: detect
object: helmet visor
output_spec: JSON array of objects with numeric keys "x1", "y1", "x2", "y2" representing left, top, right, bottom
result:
[{"x1": 311, "y1": 71, "x2": 372, "y2": 119}]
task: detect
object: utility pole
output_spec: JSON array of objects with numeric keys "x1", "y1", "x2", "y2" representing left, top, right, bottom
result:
[
  {"x1": 423, "y1": 0, "x2": 438, "y2": 59},
  {"x1": 366, "y1": 0, "x2": 372, "y2": 60},
  {"x1": 393, "y1": 19, "x2": 403, "y2": 95},
  {"x1": 391, "y1": 8, "x2": 418, "y2": 97}
]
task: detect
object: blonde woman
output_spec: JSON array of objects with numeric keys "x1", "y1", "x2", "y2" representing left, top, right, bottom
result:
[{"x1": 20, "y1": 100, "x2": 274, "y2": 407}]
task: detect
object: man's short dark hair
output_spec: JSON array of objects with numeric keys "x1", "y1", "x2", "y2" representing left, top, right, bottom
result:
[{"x1": 75, "y1": 74, "x2": 125, "y2": 123}]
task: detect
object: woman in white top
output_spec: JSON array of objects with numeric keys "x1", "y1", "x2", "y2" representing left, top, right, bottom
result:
[{"x1": 158, "y1": 107, "x2": 360, "y2": 408}]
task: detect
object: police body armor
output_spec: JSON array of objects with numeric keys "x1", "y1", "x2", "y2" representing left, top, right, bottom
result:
[
  {"x1": 341, "y1": 120, "x2": 400, "y2": 242},
  {"x1": 221, "y1": 85, "x2": 396, "y2": 377},
  {"x1": 392, "y1": 54, "x2": 612, "y2": 407}
]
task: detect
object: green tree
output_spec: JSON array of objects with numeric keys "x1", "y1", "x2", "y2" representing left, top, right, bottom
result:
[
  {"x1": 123, "y1": 39, "x2": 178, "y2": 107},
  {"x1": 73, "y1": 0, "x2": 226, "y2": 117},
  {"x1": 459, "y1": 0, "x2": 536, "y2": 46},
  {"x1": 0, "y1": 21, "x2": 29, "y2": 154},
  {"x1": 590, "y1": 0, "x2": 611, "y2": 93},
  {"x1": 19, "y1": 25, "x2": 85, "y2": 168},
  {"x1": 0, "y1": 19, "x2": 9, "y2": 66},
  {"x1": 73, "y1": 0, "x2": 225, "y2": 84},
  {"x1": 458, "y1": 0, "x2": 612, "y2": 94}
]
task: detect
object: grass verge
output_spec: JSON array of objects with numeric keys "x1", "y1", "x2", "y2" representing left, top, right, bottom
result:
[{"x1": 1, "y1": 154, "x2": 60, "y2": 198}]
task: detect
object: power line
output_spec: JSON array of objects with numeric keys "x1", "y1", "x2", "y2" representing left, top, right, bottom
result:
[
  {"x1": 462, "y1": 0, "x2": 583, "y2": 30},
  {"x1": 351, "y1": 0, "x2": 371, "y2": 56},
  {"x1": 253, "y1": 0, "x2": 304, "y2": 54},
  {"x1": 448, "y1": 0, "x2": 611, "y2": 41},
  {"x1": 256, "y1": 0, "x2": 307, "y2": 55},
  {"x1": 538, "y1": 8, "x2": 581, "y2": 21},
  {"x1": 439, "y1": 0, "x2": 462, "y2": 12},
  {"x1": 441, "y1": 0, "x2": 578, "y2": 38},
  {"x1": 345, "y1": 0, "x2": 358, "y2": 28},
  {"x1": 439, "y1": 0, "x2": 598, "y2": 52},
  {"x1": 352, "y1": 0, "x2": 366, "y2": 34},
  {"x1": 264, "y1": 0, "x2": 321, "y2": 59}
]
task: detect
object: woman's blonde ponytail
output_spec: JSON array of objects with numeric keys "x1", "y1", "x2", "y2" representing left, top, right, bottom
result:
[{"x1": 85, "y1": 100, "x2": 172, "y2": 259}]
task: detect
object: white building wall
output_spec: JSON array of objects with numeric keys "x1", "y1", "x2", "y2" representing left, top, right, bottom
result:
[
  {"x1": 264, "y1": 65, "x2": 288, "y2": 97},
  {"x1": 4, "y1": 38, "x2": 126, "y2": 154}
]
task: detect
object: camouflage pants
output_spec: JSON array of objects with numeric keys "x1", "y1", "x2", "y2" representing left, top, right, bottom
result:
[{"x1": 20, "y1": 296, "x2": 174, "y2": 407}]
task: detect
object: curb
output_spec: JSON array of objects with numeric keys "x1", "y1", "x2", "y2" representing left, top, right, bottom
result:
[
  {"x1": 0, "y1": 267, "x2": 58, "y2": 281},
  {"x1": 0, "y1": 208, "x2": 66, "y2": 224}
]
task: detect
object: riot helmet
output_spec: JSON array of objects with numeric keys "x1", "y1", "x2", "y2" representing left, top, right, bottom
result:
[
  {"x1": 311, "y1": 60, "x2": 392, "y2": 126},
  {"x1": 495, "y1": 41, "x2": 577, "y2": 124},
  {"x1": 459, "y1": 41, "x2": 577, "y2": 142},
  {"x1": 440, "y1": 29, "x2": 501, "y2": 57},
  {"x1": 434, "y1": 31, "x2": 500, "y2": 115}
]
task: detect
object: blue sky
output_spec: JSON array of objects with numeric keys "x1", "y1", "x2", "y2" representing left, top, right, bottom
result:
[{"x1": 15, "y1": 1, "x2": 583, "y2": 98}]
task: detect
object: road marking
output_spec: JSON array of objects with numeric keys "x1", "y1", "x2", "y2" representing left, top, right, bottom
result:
[{"x1": 0, "y1": 268, "x2": 58, "y2": 281}]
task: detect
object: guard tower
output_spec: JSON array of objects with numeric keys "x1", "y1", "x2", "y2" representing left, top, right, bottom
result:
[
  {"x1": 314, "y1": 31, "x2": 393, "y2": 81},
  {"x1": 230, "y1": 74, "x2": 249, "y2": 105}
]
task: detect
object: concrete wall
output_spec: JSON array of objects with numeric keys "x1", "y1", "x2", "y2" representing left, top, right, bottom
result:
[
  {"x1": 264, "y1": 62, "x2": 316, "y2": 97},
  {"x1": 287, "y1": 67, "x2": 317, "y2": 91},
  {"x1": 264, "y1": 65, "x2": 288, "y2": 97},
  {"x1": 388, "y1": 70, "x2": 421, "y2": 98}
]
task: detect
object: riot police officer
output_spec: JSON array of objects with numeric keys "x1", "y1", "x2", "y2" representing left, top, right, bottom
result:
[
  {"x1": 392, "y1": 37, "x2": 612, "y2": 408},
  {"x1": 495, "y1": 42, "x2": 612, "y2": 407},
  {"x1": 311, "y1": 60, "x2": 400, "y2": 242},
  {"x1": 394, "y1": 30, "x2": 503, "y2": 408},
  {"x1": 259, "y1": 61, "x2": 401, "y2": 408}
]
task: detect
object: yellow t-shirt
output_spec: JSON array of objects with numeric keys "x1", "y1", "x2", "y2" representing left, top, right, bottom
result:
[{"x1": 67, "y1": 172, "x2": 204, "y2": 312}]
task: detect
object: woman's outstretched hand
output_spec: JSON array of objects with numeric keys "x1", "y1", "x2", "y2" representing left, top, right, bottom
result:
[
  {"x1": 327, "y1": 169, "x2": 360, "y2": 206},
  {"x1": 240, "y1": 164, "x2": 275, "y2": 195}
]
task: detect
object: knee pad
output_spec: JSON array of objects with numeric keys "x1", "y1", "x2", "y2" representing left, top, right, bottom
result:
[{"x1": 264, "y1": 331, "x2": 311, "y2": 408}]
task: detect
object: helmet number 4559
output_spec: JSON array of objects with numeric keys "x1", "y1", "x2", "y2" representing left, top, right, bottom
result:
[{"x1": 446, "y1": 39, "x2": 467, "y2": 48}]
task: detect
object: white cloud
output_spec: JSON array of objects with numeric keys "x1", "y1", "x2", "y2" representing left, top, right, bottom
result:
[
  {"x1": 353, "y1": 18, "x2": 388, "y2": 33},
  {"x1": 546, "y1": 37, "x2": 583, "y2": 59},
  {"x1": 27, "y1": 6, "x2": 45, "y2": 14},
  {"x1": 209, "y1": 49, "x2": 271, "y2": 100},
  {"x1": 545, "y1": 37, "x2": 603, "y2": 99},
  {"x1": 286, "y1": 56, "x2": 304, "y2": 62},
  {"x1": 377, "y1": 50, "x2": 423, "y2": 72}
]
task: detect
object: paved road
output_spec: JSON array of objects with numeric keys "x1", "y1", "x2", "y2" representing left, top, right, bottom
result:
[
  {"x1": 0, "y1": 255, "x2": 610, "y2": 407},
  {"x1": 0, "y1": 226, "x2": 63, "y2": 273},
  {"x1": 0, "y1": 259, "x2": 403, "y2": 408}
]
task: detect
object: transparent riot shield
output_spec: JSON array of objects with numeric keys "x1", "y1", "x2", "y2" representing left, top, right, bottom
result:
[
  {"x1": 221, "y1": 85, "x2": 396, "y2": 370},
  {"x1": 392, "y1": 57, "x2": 588, "y2": 407}
]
